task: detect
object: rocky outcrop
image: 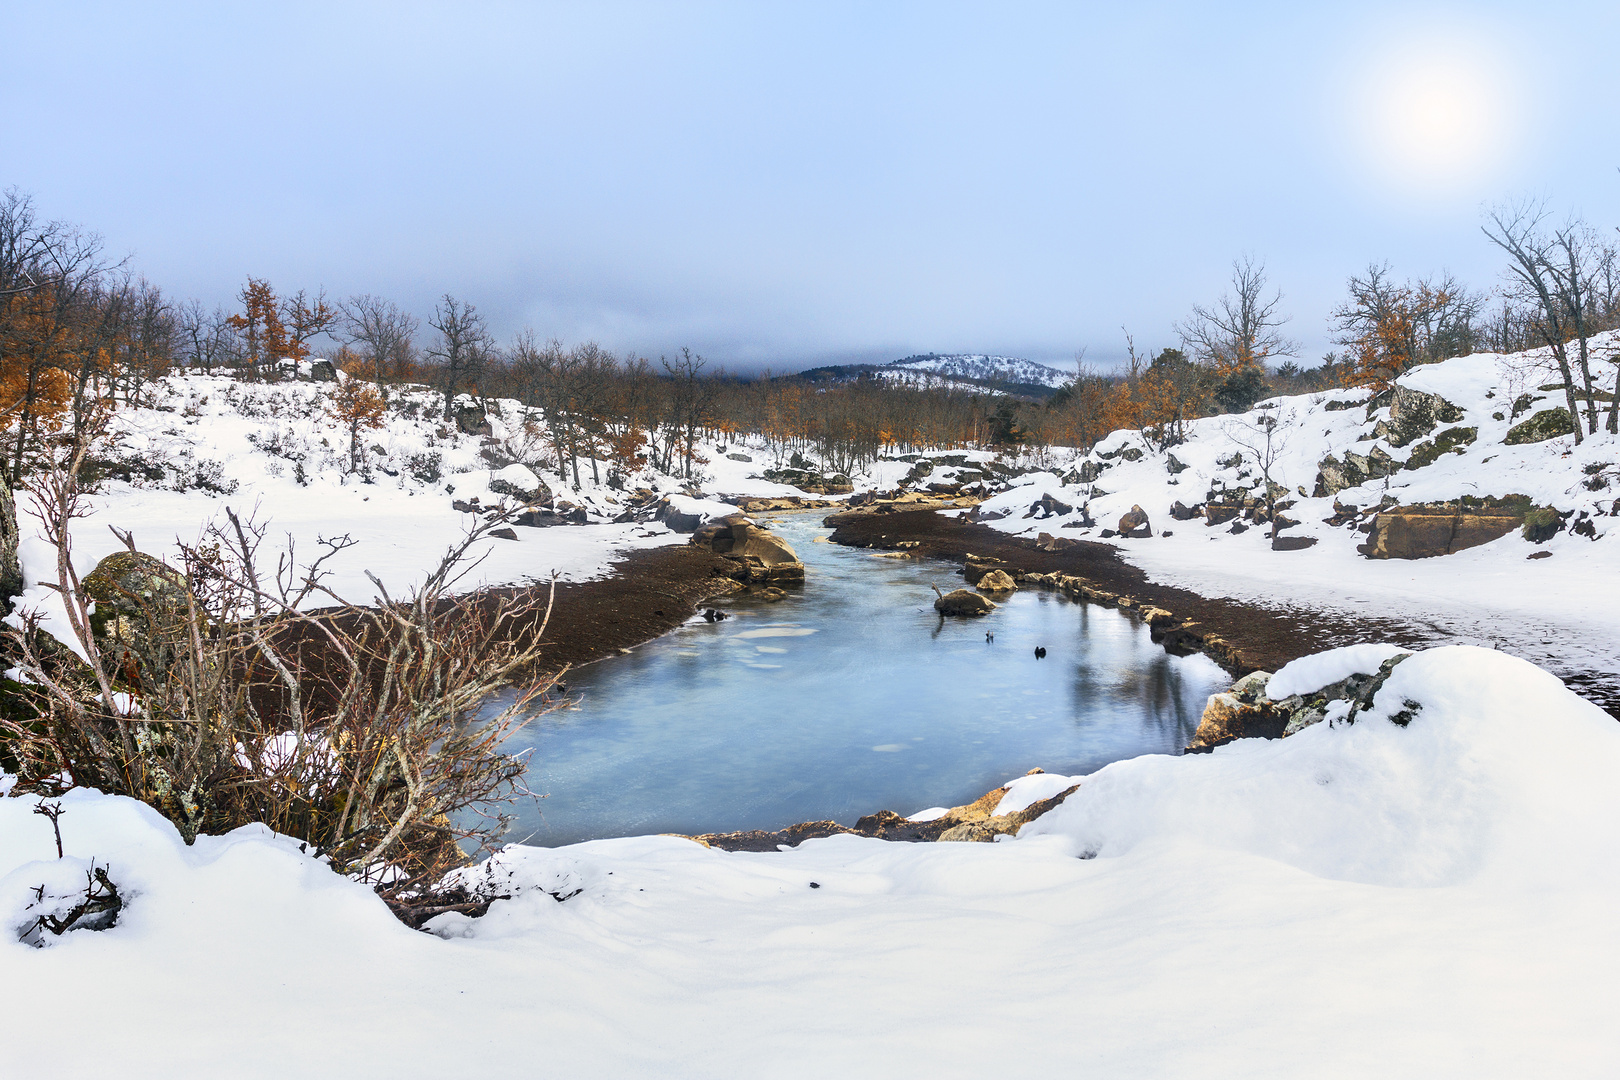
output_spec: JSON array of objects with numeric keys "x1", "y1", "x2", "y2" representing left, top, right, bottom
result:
[
  {"x1": 453, "y1": 403, "x2": 491, "y2": 437},
  {"x1": 1357, "y1": 498, "x2": 1528, "y2": 559},
  {"x1": 1369, "y1": 385, "x2": 1465, "y2": 446},
  {"x1": 762, "y1": 466, "x2": 855, "y2": 494},
  {"x1": 1027, "y1": 493, "x2": 1073, "y2": 518},
  {"x1": 1404, "y1": 426, "x2": 1477, "y2": 470},
  {"x1": 933, "y1": 587, "x2": 995, "y2": 617},
  {"x1": 691, "y1": 514, "x2": 805, "y2": 584},
  {"x1": 488, "y1": 464, "x2": 551, "y2": 505},
  {"x1": 1185, "y1": 653, "x2": 1413, "y2": 753}
]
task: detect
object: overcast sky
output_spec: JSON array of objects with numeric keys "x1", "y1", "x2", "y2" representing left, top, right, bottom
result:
[{"x1": 6, "y1": 1, "x2": 1619, "y2": 373}]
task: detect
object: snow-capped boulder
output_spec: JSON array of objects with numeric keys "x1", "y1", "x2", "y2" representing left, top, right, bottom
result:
[{"x1": 488, "y1": 464, "x2": 550, "y2": 505}]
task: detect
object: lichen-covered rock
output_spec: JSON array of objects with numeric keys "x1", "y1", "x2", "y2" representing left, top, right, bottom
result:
[
  {"x1": 487, "y1": 464, "x2": 551, "y2": 505},
  {"x1": 1404, "y1": 426, "x2": 1478, "y2": 470},
  {"x1": 1504, "y1": 407, "x2": 1575, "y2": 445},
  {"x1": 82, "y1": 551, "x2": 193, "y2": 688},
  {"x1": 1522, "y1": 506, "x2": 1564, "y2": 544},
  {"x1": 1368, "y1": 385, "x2": 1465, "y2": 446}
]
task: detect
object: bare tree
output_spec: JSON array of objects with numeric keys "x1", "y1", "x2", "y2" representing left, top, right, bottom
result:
[
  {"x1": 1483, "y1": 202, "x2": 1601, "y2": 444},
  {"x1": 1177, "y1": 255, "x2": 1299, "y2": 383},
  {"x1": 177, "y1": 299, "x2": 234, "y2": 374},
  {"x1": 427, "y1": 295, "x2": 490, "y2": 420},
  {"x1": 339, "y1": 294, "x2": 419, "y2": 391},
  {"x1": 1223, "y1": 403, "x2": 1293, "y2": 540}
]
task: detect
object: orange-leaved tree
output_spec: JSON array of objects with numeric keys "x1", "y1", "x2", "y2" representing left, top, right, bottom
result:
[{"x1": 327, "y1": 363, "x2": 388, "y2": 473}]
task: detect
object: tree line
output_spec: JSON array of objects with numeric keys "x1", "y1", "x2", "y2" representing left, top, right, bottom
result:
[{"x1": 6, "y1": 187, "x2": 1618, "y2": 493}]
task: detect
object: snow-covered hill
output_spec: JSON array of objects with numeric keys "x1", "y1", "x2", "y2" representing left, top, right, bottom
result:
[
  {"x1": 952, "y1": 333, "x2": 1620, "y2": 691},
  {"x1": 885, "y1": 353, "x2": 1074, "y2": 389}
]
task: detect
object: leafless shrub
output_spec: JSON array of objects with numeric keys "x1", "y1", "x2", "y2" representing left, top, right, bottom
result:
[{"x1": 1, "y1": 421, "x2": 563, "y2": 918}]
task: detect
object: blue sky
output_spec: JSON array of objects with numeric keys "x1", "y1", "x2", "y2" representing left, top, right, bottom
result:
[{"x1": 6, "y1": 1, "x2": 1618, "y2": 372}]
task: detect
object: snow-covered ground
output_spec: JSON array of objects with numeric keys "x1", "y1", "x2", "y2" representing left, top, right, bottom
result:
[
  {"x1": 957, "y1": 338, "x2": 1620, "y2": 689},
  {"x1": 7, "y1": 373, "x2": 805, "y2": 646},
  {"x1": 4, "y1": 645, "x2": 1617, "y2": 1076}
]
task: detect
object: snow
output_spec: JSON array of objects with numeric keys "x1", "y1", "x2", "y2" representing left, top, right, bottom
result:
[
  {"x1": 1266, "y1": 643, "x2": 1412, "y2": 699},
  {"x1": 991, "y1": 771, "x2": 1082, "y2": 816},
  {"x1": 3, "y1": 646, "x2": 1617, "y2": 1075}
]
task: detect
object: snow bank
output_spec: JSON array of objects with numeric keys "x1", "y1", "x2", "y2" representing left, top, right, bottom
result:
[
  {"x1": 1266, "y1": 643, "x2": 1411, "y2": 699},
  {"x1": 3, "y1": 646, "x2": 1617, "y2": 1076}
]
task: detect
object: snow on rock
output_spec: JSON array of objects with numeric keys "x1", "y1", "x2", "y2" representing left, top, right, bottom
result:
[
  {"x1": 1266, "y1": 643, "x2": 1412, "y2": 700},
  {"x1": 2, "y1": 646, "x2": 1617, "y2": 1076},
  {"x1": 991, "y1": 771, "x2": 1082, "y2": 816}
]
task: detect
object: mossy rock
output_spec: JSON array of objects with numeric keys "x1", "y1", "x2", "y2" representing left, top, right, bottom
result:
[
  {"x1": 1522, "y1": 506, "x2": 1564, "y2": 544},
  {"x1": 1504, "y1": 408, "x2": 1574, "y2": 446},
  {"x1": 82, "y1": 551, "x2": 192, "y2": 685},
  {"x1": 1405, "y1": 426, "x2": 1478, "y2": 470}
]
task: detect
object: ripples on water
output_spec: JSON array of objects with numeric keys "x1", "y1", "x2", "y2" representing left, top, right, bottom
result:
[{"x1": 490, "y1": 513, "x2": 1229, "y2": 846}]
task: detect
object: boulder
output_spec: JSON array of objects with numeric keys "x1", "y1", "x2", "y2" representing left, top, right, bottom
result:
[
  {"x1": 691, "y1": 514, "x2": 805, "y2": 584},
  {"x1": 308, "y1": 359, "x2": 337, "y2": 381},
  {"x1": 1117, "y1": 505, "x2": 1151, "y2": 538},
  {"x1": 1522, "y1": 506, "x2": 1564, "y2": 544},
  {"x1": 975, "y1": 569, "x2": 1017, "y2": 592},
  {"x1": 489, "y1": 527, "x2": 519, "y2": 541},
  {"x1": 726, "y1": 452, "x2": 753, "y2": 462},
  {"x1": 1203, "y1": 504, "x2": 1240, "y2": 526},
  {"x1": 1357, "y1": 499, "x2": 1528, "y2": 559},
  {"x1": 933, "y1": 588, "x2": 995, "y2": 617},
  {"x1": 660, "y1": 501, "x2": 705, "y2": 533},
  {"x1": 488, "y1": 464, "x2": 551, "y2": 505},
  {"x1": 82, "y1": 550, "x2": 193, "y2": 688}
]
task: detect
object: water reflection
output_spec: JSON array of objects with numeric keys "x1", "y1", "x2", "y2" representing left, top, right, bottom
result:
[{"x1": 490, "y1": 513, "x2": 1229, "y2": 846}]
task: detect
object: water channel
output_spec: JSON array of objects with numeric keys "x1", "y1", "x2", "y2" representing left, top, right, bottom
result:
[{"x1": 495, "y1": 512, "x2": 1229, "y2": 847}]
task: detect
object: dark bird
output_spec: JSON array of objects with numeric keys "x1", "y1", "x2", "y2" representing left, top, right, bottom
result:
[
  {"x1": 1034, "y1": 646, "x2": 1047, "y2": 659},
  {"x1": 986, "y1": 632, "x2": 994, "y2": 643}
]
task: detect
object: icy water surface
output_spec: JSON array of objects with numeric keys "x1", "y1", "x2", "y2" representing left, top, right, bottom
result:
[{"x1": 495, "y1": 513, "x2": 1228, "y2": 846}]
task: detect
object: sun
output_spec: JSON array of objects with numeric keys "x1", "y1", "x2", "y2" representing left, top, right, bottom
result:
[{"x1": 1352, "y1": 40, "x2": 1519, "y2": 195}]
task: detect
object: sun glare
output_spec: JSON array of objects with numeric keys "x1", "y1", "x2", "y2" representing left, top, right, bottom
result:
[{"x1": 1354, "y1": 42, "x2": 1518, "y2": 196}]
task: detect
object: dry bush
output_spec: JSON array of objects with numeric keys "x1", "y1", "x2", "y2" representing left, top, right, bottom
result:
[{"x1": 1, "y1": 432, "x2": 561, "y2": 916}]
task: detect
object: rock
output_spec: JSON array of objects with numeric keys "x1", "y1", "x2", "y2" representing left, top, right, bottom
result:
[
  {"x1": 453, "y1": 403, "x2": 491, "y2": 437},
  {"x1": 1117, "y1": 505, "x2": 1151, "y2": 538},
  {"x1": 1522, "y1": 506, "x2": 1563, "y2": 544},
  {"x1": 0, "y1": 473, "x2": 21, "y2": 613},
  {"x1": 1372, "y1": 385, "x2": 1466, "y2": 446},
  {"x1": 82, "y1": 550, "x2": 193, "y2": 688},
  {"x1": 487, "y1": 464, "x2": 551, "y2": 505},
  {"x1": 1404, "y1": 426, "x2": 1478, "y2": 470},
  {"x1": 1073, "y1": 459, "x2": 1106, "y2": 483},
  {"x1": 660, "y1": 501, "x2": 705, "y2": 533},
  {"x1": 1165, "y1": 453, "x2": 1189, "y2": 475},
  {"x1": 1028, "y1": 492, "x2": 1073, "y2": 518},
  {"x1": 1358, "y1": 498, "x2": 1529, "y2": 559},
  {"x1": 308, "y1": 359, "x2": 337, "y2": 381},
  {"x1": 934, "y1": 588, "x2": 995, "y2": 617},
  {"x1": 975, "y1": 569, "x2": 1017, "y2": 592},
  {"x1": 1170, "y1": 500, "x2": 1200, "y2": 521},
  {"x1": 1504, "y1": 407, "x2": 1575, "y2": 445},
  {"x1": 691, "y1": 514, "x2": 805, "y2": 584},
  {"x1": 489, "y1": 527, "x2": 519, "y2": 541},
  {"x1": 1203, "y1": 504, "x2": 1239, "y2": 526},
  {"x1": 726, "y1": 452, "x2": 753, "y2": 462},
  {"x1": 1271, "y1": 535, "x2": 1318, "y2": 551},
  {"x1": 962, "y1": 558, "x2": 1011, "y2": 585}
]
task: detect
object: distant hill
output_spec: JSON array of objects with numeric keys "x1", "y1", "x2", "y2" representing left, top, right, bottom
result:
[{"x1": 794, "y1": 353, "x2": 1073, "y2": 398}]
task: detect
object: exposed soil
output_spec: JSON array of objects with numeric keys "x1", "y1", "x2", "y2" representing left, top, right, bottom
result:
[{"x1": 511, "y1": 542, "x2": 743, "y2": 674}]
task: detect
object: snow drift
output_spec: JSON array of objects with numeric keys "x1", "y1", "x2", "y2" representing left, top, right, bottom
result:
[{"x1": 3, "y1": 645, "x2": 1617, "y2": 1077}]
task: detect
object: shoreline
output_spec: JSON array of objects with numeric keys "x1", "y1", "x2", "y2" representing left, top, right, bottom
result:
[{"x1": 821, "y1": 506, "x2": 1620, "y2": 718}]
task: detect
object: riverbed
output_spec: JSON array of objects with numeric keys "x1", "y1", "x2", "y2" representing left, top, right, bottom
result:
[{"x1": 495, "y1": 513, "x2": 1228, "y2": 846}]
